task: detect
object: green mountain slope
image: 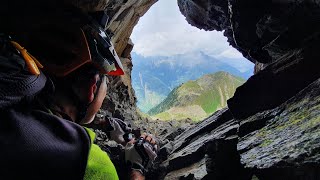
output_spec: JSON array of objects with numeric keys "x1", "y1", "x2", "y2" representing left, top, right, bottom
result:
[{"x1": 148, "y1": 71, "x2": 245, "y2": 121}]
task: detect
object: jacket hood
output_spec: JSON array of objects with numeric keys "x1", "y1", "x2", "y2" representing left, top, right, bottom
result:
[{"x1": 0, "y1": 47, "x2": 47, "y2": 108}]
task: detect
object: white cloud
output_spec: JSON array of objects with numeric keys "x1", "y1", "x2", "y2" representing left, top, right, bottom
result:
[
  {"x1": 131, "y1": 0, "x2": 227, "y2": 56},
  {"x1": 131, "y1": 0, "x2": 253, "y2": 72},
  {"x1": 216, "y1": 48, "x2": 244, "y2": 59}
]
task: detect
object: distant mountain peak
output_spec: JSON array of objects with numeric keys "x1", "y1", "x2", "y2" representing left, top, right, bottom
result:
[
  {"x1": 148, "y1": 71, "x2": 245, "y2": 121},
  {"x1": 132, "y1": 52, "x2": 252, "y2": 113}
]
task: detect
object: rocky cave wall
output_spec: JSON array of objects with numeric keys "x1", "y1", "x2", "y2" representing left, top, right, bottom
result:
[
  {"x1": 73, "y1": 0, "x2": 157, "y2": 122},
  {"x1": 76, "y1": 0, "x2": 320, "y2": 179},
  {"x1": 152, "y1": 0, "x2": 320, "y2": 179}
]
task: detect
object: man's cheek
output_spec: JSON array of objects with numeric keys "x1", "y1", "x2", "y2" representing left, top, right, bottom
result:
[{"x1": 72, "y1": 84, "x2": 88, "y2": 103}]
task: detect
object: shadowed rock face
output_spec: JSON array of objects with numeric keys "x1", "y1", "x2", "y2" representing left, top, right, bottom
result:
[
  {"x1": 228, "y1": 42, "x2": 320, "y2": 120},
  {"x1": 154, "y1": 109, "x2": 251, "y2": 179},
  {"x1": 102, "y1": 0, "x2": 157, "y2": 121},
  {"x1": 238, "y1": 78, "x2": 320, "y2": 170},
  {"x1": 178, "y1": 0, "x2": 320, "y2": 64}
]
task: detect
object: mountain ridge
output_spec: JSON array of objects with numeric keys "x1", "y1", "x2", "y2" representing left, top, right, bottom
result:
[
  {"x1": 132, "y1": 51, "x2": 253, "y2": 112},
  {"x1": 148, "y1": 71, "x2": 245, "y2": 121}
]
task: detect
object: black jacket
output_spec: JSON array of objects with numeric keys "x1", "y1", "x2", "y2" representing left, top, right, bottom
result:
[{"x1": 0, "y1": 35, "x2": 90, "y2": 179}]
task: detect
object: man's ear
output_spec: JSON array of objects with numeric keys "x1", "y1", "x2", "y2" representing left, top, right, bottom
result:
[{"x1": 79, "y1": 76, "x2": 107, "y2": 124}]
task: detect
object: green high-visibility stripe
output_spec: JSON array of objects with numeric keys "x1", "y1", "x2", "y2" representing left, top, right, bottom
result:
[{"x1": 83, "y1": 127, "x2": 119, "y2": 180}]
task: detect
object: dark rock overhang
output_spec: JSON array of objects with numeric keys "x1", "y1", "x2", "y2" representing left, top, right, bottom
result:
[{"x1": 178, "y1": 0, "x2": 320, "y2": 65}]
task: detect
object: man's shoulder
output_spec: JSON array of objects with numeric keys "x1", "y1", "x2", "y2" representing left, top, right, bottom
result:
[{"x1": 0, "y1": 107, "x2": 91, "y2": 179}]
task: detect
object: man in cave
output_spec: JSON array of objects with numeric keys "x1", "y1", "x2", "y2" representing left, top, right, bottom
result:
[{"x1": 0, "y1": 0, "x2": 158, "y2": 179}]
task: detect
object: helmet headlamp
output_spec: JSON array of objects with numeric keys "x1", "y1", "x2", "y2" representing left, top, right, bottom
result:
[{"x1": 82, "y1": 21, "x2": 124, "y2": 76}]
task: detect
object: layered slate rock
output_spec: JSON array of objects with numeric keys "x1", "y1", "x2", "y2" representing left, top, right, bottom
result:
[
  {"x1": 158, "y1": 109, "x2": 250, "y2": 180},
  {"x1": 238, "y1": 78, "x2": 320, "y2": 179},
  {"x1": 164, "y1": 158, "x2": 207, "y2": 180}
]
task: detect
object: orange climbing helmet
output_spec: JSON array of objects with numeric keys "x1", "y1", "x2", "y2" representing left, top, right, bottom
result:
[
  {"x1": 39, "y1": 12, "x2": 124, "y2": 77},
  {"x1": 35, "y1": 19, "x2": 125, "y2": 77},
  {"x1": 5, "y1": 1, "x2": 124, "y2": 77}
]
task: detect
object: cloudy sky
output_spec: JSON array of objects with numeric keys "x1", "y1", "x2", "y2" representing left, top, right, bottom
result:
[{"x1": 131, "y1": 0, "x2": 253, "y2": 72}]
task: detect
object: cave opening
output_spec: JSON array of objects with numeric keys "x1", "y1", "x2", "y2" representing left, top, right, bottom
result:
[
  {"x1": 129, "y1": 0, "x2": 254, "y2": 122},
  {"x1": 1, "y1": 0, "x2": 319, "y2": 179}
]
